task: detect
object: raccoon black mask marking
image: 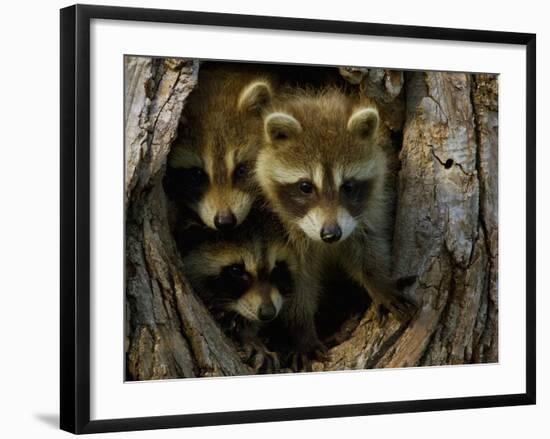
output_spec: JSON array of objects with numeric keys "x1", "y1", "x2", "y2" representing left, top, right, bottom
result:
[
  {"x1": 178, "y1": 213, "x2": 293, "y2": 323},
  {"x1": 166, "y1": 64, "x2": 275, "y2": 231}
]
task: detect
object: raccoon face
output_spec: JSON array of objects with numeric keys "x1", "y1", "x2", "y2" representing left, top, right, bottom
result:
[
  {"x1": 184, "y1": 239, "x2": 291, "y2": 322},
  {"x1": 216, "y1": 259, "x2": 289, "y2": 322},
  {"x1": 168, "y1": 145, "x2": 258, "y2": 231},
  {"x1": 258, "y1": 96, "x2": 385, "y2": 244},
  {"x1": 168, "y1": 81, "x2": 272, "y2": 231}
]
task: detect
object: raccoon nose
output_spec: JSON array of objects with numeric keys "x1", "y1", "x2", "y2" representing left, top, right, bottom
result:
[
  {"x1": 258, "y1": 303, "x2": 277, "y2": 322},
  {"x1": 321, "y1": 224, "x2": 342, "y2": 243},
  {"x1": 214, "y1": 212, "x2": 237, "y2": 231}
]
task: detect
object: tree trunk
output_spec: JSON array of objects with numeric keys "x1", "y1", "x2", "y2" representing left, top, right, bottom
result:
[
  {"x1": 125, "y1": 57, "x2": 250, "y2": 380},
  {"x1": 125, "y1": 58, "x2": 498, "y2": 380}
]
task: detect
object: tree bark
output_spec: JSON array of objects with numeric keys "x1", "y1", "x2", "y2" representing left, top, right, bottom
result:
[
  {"x1": 125, "y1": 59, "x2": 498, "y2": 380},
  {"x1": 125, "y1": 57, "x2": 250, "y2": 380}
]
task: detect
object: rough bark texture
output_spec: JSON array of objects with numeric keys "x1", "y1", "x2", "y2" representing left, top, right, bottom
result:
[
  {"x1": 125, "y1": 57, "x2": 250, "y2": 380},
  {"x1": 125, "y1": 59, "x2": 498, "y2": 380}
]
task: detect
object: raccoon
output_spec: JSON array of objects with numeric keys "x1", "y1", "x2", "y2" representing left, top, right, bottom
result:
[
  {"x1": 178, "y1": 212, "x2": 294, "y2": 373},
  {"x1": 255, "y1": 87, "x2": 416, "y2": 369},
  {"x1": 165, "y1": 64, "x2": 275, "y2": 231}
]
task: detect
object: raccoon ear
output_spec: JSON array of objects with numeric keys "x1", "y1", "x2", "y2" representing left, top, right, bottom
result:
[
  {"x1": 264, "y1": 112, "x2": 302, "y2": 143},
  {"x1": 347, "y1": 107, "x2": 379, "y2": 141},
  {"x1": 237, "y1": 80, "x2": 272, "y2": 114}
]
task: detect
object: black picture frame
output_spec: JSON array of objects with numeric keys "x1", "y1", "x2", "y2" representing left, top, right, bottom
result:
[{"x1": 60, "y1": 4, "x2": 536, "y2": 434}]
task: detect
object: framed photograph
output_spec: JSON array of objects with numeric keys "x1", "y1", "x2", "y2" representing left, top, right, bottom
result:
[{"x1": 60, "y1": 4, "x2": 536, "y2": 434}]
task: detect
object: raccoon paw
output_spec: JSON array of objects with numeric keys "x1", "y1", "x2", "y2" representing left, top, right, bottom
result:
[
  {"x1": 214, "y1": 311, "x2": 240, "y2": 334},
  {"x1": 252, "y1": 349, "x2": 281, "y2": 374},
  {"x1": 288, "y1": 341, "x2": 328, "y2": 372},
  {"x1": 375, "y1": 291, "x2": 417, "y2": 324},
  {"x1": 242, "y1": 342, "x2": 280, "y2": 374}
]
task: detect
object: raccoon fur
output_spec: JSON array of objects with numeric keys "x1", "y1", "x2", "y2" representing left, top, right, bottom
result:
[
  {"x1": 177, "y1": 211, "x2": 294, "y2": 373},
  {"x1": 255, "y1": 87, "x2": 416, "y2": 369},
  {"x1": 166, "y1": 63, "x2": 275, "y2": 231}
]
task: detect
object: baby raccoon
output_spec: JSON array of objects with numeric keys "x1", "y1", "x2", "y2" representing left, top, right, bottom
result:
[
  {"x1": 256, "y1": 88, "x2": 416, "y2": 369},
  {"x1": 166, "y1": 64, "x2": 274, "y2": 231},
  {"x1": 178, "y1": 213, "x2": 294, "y2": 373}
]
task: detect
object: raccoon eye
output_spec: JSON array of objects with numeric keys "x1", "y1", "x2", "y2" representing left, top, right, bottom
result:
[
  {"x1": 270, "y1": 261, "x2": 292, "y2": 296},
  {"x1": 341, "y1": 180, "x2": 358, "y2": 196},
  {"x1": 233, "y1": 163, "x2": 248, "y2": 180},
  {"x1": 298, "y1": 180, "x2": 314, "y2": 195},
  {"x1": 188, "y1": 167, "x2": 207, "y2": 186},
  {"x1": 228, "y1": 263, "x2": 246, "y2": 277}
]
